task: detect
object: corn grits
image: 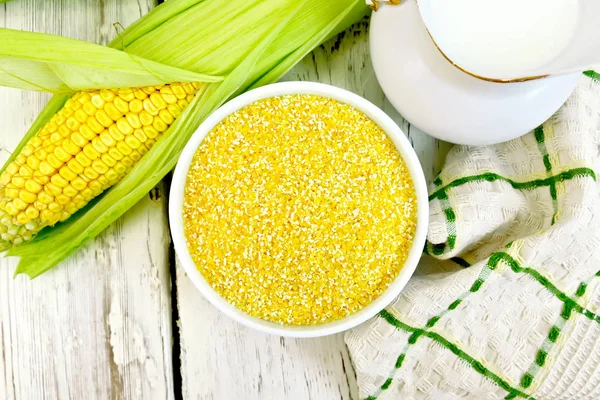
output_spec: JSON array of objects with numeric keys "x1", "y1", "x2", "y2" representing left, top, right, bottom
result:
[{"x1": 183, "y1": 94, "x2": 417, "y2": 326}]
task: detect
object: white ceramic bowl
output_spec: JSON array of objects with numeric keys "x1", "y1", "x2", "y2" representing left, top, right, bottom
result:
[{"x1": 169, "y1": 81, "x2": 428, "y2": 337}]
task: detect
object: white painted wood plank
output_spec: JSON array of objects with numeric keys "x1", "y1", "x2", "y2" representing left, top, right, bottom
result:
[
  {"x1": 0, "y1": 1, "x2": 175, "y2": 399},
  {"x1": 176, "y1": 19, "x2": 450, "y2": 400}
]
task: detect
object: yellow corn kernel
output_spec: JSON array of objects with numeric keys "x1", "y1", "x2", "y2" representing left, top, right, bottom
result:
[
  {"x1": 134, "y1": 89, "x2": 147, "y2": 100},
  {"x1": 99, "y1": 132, "x2": 116, "y2": 148},
  {"x1": 24, "y1": 179, "x2": 42, "y2": 193},
  {"x1": 71, "y1": 177, "x2": 87, "y2": 191},
  {"x1": 52, "y1": 114, "x2": 66, "y2": 126},
  {"x1": 100, "y1": 89, "x2": 116, "y2": 102},
  {"x1": 19, "y1": 165, "x2": 33, "y2": 178},
  {"x1": 186, "y1": 94, "x2": 195, "y2": 102},
  {"x1": 26, "y1": 155, "x2": 41, "y2": 170},
  {"x1": 117, "y1": 118, "x2": 133, "y2": 135},
  {"x1": 64, "y1": 203, "x2": 78, "y2": 215},
  {"x1": 121, "y1": 156, "x2": 134, "y2": 167},
  {"x1": 48, "y1": 203, "x2": 62, "y2": 213},
  {"x1": 56, "y1": 194, "x2": 71, "y2": 205},
  {"x1": 50, "y1": 132, "x2": 63, "y2": 144},
  {"x1": 142, "y1": 86, "x2": 156, "y2": 95},
  {"x1": 138, "y1": 145, "x2": 149, "y2": 156},
  {"x1": 129, "y1": 150, "x2": 142, "y2": 162},
  {"x1": 108, "y1": 125, "x2": 124, "y2": 141},
  {"x1": 139, "y1": 111, "x2": 154, "y2": 126},
  {"x1": 101, "y1": 154, "x2": 116, "y2": 167},
  {"x1": 51, "y1": 174, "x2": 69, "y2": 188},
  {"x1": 158, "y1": 109, "x2": 175, "y2": 125},
  {"x1": 167, "y1": 103, "x2": 182, "y2": 119},
  {"x1": 81, "y1": 188, "x2": 94, "y2": 200},
  {"x1": 4, "y1": 202, "x2": 18, "y2": 216},
  {"x1": 38, "y1": 192, "x2": 54, "y2": 204},
  {"x1": 22, "y1": 145, "x2": 35, "y2": 157},
  {"x1": 116, "y1": 142, "x2": 132, "y2": 156},
  {"x1": 32, "y1": 173, "x2": 49, "y2": 186},
  {"x1": 75, "y1": 152, "x2": 92, "y2": 167},
  {"x1": 72, "y1": 194, "x2": 85, "y2": 204},
  {"x1": 63, "y1": 185, "x2": 78, "y2": 198},
  {"x1": 104, "y1": 103, "x2": 122, "y2": 121},
  {"x1": 54, "y1": 146, "x2": 71, "y2": 162},
  {"x1": 25, "y1": 206, "x2": 39, "y2": 220},
  {"x1": 83, "y1": 101, "x2": 97, "y2": 116},
  {"x1": 95, "y1": 109, "x2": 113, "y2": 128},
  {"x1": 129, "y1": 99, "x2": 143, "y2": 113},
  {"x1": 106, "y1": 169, "x2": 119, "y2": 183},
  {"x1": 126, "y1": 113, "x2": 142, "y2": 129},
  {"x1": 79, "y1": 124, "x2": 96, "y2": 140},
  {"x1": 114, "y1": 96, "x2": 130, "y2": 114},
  {"x1": 59, "y1": 166, "x2": 77, "y2": 181},
  {"x1": 124, "y1": 136, "x2": 142, "y2": 150},
  {"x1": 5, "y1": 187, "x2": 19, "y2": 199},
  {"x1": 118, "y1": 89, "x2": 135, "y2": 102},
  {"x1": 66, "y1": 159, "x2": 84, "y2": 175},
  {"x1": 45, "y1": 183, "x2": 62, "y2": 196},
  {"x1": 97, "y1": 176, "x2": 109, "y2": 187},
  {"x1": 63, "y1": 139, "x2": 81, "y2": 156},
  {"x1": 78, "y1": 92, "x2": 91, "y2": 104},
  {"x1": 150, "y1": 92, "x2": 167, "y2": 109},
  {"x1": 13, "y1": 198, "x2": 28, "y2": 211},
  {"x1": 87, "y1": 116, "x2": 104, "y2": 134},
  {"x1": 19, "y1": 190, "x2": 36, "y2": 204},
  {"x1": 89, "y1": 181, "x2": 103, "y2": 195},
  {"x1": 92, "y1": 160, "x2": 109, "y2": 175},
  {"x1": 143, "y1": 98, "x2": 159, "y2": 115},
  {"x1": 12, "y1": 176, "x2": 25, "y2": 188},
  {"x1": 182, "y1": 82, "x2": 195, "y2": 94},
  {"x1": 0, "y1": 171, "x2": 11, "y2": 186},
  {"x1": 46, "y1": 154, "x2": 63, "y2": 169},
  {"x1": 40, "y1": 162, "x2": 56, "y2": 175},
  {"x1": 16, "y1": 212, "x2": 30, "y2": 225},
  {"x1": 153, "y1": 117, "x2": 168, "y2": 132},
  {"x1": 59, "y1": 106, "x2": 74, "y2": 118},
  {"x1": 66, "y1": 117, "x2": 81, "y2": 131},
  {"x1": 114, "y1": 162, "x2": 127, "y2": 175},
  {"x1": 84, "y1": 167, "x2": 99, "y2": 180},
  {"x1": 171, "y1": 84, "x2": 187, "y2": 99},
  {"x1": 58, "y1": 124, "x2": 72, "y2": 138},
  {"x1": 71, "y1": 132, "x2": 88, "y2": 148},
  {"x1": 92, "y1": 137, "x2": 108, "y2": 153},
  {"x1": 6, "y1": 162, "x2": 18, "y2": 175},
  {"x1": 74, "y1": 108, "x2": 89, "y2": 124},
  {"x1": 83, "y1": 143, "x2": 101, "y2": 160},
  {"x1": 108, "y1": 147, "x2": 124, "y2": 161},
  {"x1": 159, "y1": 87, "x2": 177, "y2": 104},
  {"x1": 133, "y1": 129, "x2": 148, "y2": 143},
  {"x1": 177, "y1": 99, "x2": 189, "y2": 109},
  {"x1": 34, "y1": 148, "x2": 48, "y2": 161},
  {"x1": 142, "y1": 125, "x2": 159, "y2": 139},
  {"x1": 46, "y1": 121, "x2": 59, "y2": 133}
]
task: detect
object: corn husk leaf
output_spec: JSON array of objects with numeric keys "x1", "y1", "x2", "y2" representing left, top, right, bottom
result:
[
  {"x1": 0, "y1": 29, "x2": 222, "y2": 93},
  {"x1": 5, "y1": 0, "x2": 368, "y2": 278}
]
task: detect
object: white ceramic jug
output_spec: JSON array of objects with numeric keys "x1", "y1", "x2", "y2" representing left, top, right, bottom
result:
[{"x1": 368, "y1": 0, "x2": 593, "y2": 145}]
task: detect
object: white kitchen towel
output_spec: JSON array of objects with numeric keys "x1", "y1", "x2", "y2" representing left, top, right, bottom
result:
[{"x1": 346, "y1": 71, "x2": 600, "y2": 399}]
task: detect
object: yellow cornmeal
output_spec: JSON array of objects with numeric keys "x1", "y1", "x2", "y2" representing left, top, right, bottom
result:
[{"x1": 183, "y1": 94, "x2": 417, "y2": 326}]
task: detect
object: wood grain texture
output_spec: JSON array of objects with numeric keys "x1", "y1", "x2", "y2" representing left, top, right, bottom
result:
[
  {"x1": 0, "y1": 1, "x2": 175, "y2": 399},
  {"x1": 176, "y1": 19, "x2": 450, "y2": 400}
]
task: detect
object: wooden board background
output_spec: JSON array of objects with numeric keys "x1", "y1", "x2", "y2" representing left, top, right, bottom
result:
[{"x1": 0, "y1": 1, "x2": 450, "y2": 399}]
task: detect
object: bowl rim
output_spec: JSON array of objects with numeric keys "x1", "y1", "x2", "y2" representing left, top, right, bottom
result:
[{"x1": 169, "y1": 81, "x2": 429, "y2": 338}]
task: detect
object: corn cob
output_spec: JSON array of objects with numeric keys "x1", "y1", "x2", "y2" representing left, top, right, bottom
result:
[{"x1": 0, "y1": 82, "x2": 200, "y2": 248}]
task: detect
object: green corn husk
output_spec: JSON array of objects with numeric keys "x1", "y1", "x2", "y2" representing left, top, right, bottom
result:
[{"x1": 0, "y1": 0, "x2": 368, "y2": 278}]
